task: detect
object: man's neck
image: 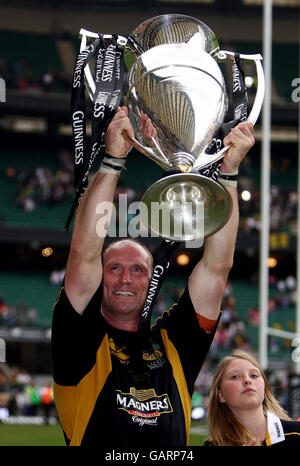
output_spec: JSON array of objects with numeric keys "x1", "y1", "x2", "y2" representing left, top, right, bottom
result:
[{"x1": 101, "y1": 307, "x2": 139, "y2": 332}]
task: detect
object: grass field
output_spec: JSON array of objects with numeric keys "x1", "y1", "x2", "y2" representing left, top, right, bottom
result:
[
  {"x1": 0, "y1": 423, "x2": 206, "y2": 446},
  {"x1": 0, "y1": 423, "x2": 65, "y2": 446}
]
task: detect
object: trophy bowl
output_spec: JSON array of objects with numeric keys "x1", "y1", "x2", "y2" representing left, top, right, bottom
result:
[
  {"x1": 124, "y1": 41, "x2": 230, "y2": 241},
  {"x1": 129, "y1": 13, "x2": 220, "y2": 54},
  {"x1": 77, "y1": 13, "x2": 264, "y2": 241}
]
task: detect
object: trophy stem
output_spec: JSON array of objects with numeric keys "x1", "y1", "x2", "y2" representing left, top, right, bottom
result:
[{"x1": 170, "y1": 153, "x2": 195, "y2": 172}]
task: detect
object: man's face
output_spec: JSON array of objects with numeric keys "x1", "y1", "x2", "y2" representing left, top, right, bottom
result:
[{"x1": 102, "y1": 242, "x2": 152, "y2": 322}]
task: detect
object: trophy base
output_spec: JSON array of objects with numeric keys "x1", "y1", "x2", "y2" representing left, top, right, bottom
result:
[{"x1": 139, "y1": 173, "x2": 232, "y2": 242}]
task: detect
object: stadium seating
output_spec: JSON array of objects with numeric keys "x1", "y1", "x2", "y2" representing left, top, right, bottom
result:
[
  {"x1": 0, "y1": 270, "x2": 60, "y2": 327},
  {"x1": 0, "y1": 147, "x2": 70, "y2": 229},
  {"x1": 228, "y1": 41, "x2": 298, "y2": 102},
  {"x1": 0, "y1": 269, "x2": 295, "y2": 363},
  {"x1": 232, "y1": 280, "x2": 296, "y2": 360},
  {"x1": 0, "y1": 147, "x2": 162, "y2": 229},
  {"x1": 0, "y1": 29, "x2": 65, "y2": 90}
]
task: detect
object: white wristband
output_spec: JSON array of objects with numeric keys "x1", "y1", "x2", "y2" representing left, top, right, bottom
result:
[
  {"x1": 98, "y1": 155, "x2": 127, "y2": 176},
  {"x1": 217, "y1": 169, "x2": 238, "y2": 188}
]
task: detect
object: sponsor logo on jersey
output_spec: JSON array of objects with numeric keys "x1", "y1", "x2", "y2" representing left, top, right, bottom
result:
[
  {"x1": 142, "y1": 350, "x2": 167, "y2": 370},
  {"x1": 142, "y1": 350, "x2": 163, "y2": 361},
  {"x1": 142, "y1": 343, "x2": 166, "y2": 369},
  {"x1": 108, "y1": 338, "x2": 130, "y2": 365},
  {"x1": 109, "y1": 338, "x2": 166, "y2": 369},
  {"x1": 116, "y1": 387, "x2": 173, "y2": 421}
]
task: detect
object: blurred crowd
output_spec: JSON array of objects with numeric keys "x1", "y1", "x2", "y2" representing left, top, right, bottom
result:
[
  {"x1": 207, "y1": 280, "x2": 252, "y2": 363},
  {"x1": 6, "y1": 149, "x2": 144, "y2": 215},
  {"x1": 0, "y1": 266, "x2": 296, "y2": 358},
  {"x1": 208, "y1": 272, "x2": 296, "y2": 363},
  {"x1": 6, "y1": 164, "x2": 299, "y2": 240},
  {"x1": 5, "y1": 148, "x2": 298, "y2": 237},
  {"x1": 239, "y1": 185, "x2": 298, "y2": 237},
  {"x1": 153, "y1": 279, "x2": 255, "y2": 363},
  {"x1": 0, "y1": 267, "x2": 66, "y2": 328},
  {"x1": 6, "y1": 150, "x2": 74, "y2": 213},
  {"x1": 0, "y1": 365, "x2": 56, "y2": 423},
  {"x1": 246, "y1": 273, "x2": 297, "y2": 328},
  {"x1": 0, "y1": 295, "x2": 38, "y2": 328},
  {"x1": 0, "y1": 56, "x2": 71, "y2": 95}
]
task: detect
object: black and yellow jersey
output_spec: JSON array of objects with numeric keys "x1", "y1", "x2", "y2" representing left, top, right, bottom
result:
[
  {"x1": 51, "y1": 285, "x2": 218, "y2": 447},
  {"x1": 204, "y1": 411, "x2": 300, "y2": 446},
  {"x1": 263, "y1": 419, "x2": 300, "y2": 447}
]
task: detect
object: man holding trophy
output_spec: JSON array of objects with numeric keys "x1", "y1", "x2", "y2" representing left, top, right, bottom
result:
[{"x1": 51, "y1": 15, "x2": 261, "y2": 447}]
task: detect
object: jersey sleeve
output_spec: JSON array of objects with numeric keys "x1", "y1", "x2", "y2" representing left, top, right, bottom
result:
[
  {"x1": 151, "y1": 286, "x2": 220, "y2": 393},
  {"x1": 51, "y1": 283, "x2": 105, "y2": 386}
]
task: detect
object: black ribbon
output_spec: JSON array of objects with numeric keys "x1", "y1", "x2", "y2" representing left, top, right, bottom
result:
[
  {"x1": 65, "y1": 34, "x2": 126, "y2": 230},
  {"x1": 130, "y1": 239, "x2": 180, "y2": 381},
  {"x1": 139, "y1": 239, "x2": 180, "y2": 337},
  {"x1": 199, "y1": 53, "x2": 249, "y2": 181}
]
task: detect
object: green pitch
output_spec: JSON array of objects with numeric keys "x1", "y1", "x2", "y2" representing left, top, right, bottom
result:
[
  {"x1": 0, "y1": 424, "x2": 65, "y2": 446},
  {"x1": 0, "y1": 423, "x2": 206, "y2": 446}
]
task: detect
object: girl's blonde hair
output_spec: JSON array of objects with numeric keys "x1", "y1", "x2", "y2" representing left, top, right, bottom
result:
[{"x1": 206, "y1": 349, "x2": 290, "y2": 446}]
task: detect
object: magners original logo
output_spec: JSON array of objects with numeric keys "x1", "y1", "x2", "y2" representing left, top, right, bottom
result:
[{"x1": 116, "y1": 387, "x2": 173, "y2": 418}]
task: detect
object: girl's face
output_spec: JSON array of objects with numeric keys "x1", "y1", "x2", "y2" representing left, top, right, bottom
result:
[{"x1": 218, "y1": 358, "x2": 265, "y2": 413}]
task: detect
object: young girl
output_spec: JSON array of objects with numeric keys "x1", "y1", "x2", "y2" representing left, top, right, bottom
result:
[{"x1": 205, "y1": 349, "x2": 300, "y2": 446}]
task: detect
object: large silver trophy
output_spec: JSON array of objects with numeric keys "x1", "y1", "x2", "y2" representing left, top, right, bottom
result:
[{"x1": 79, "y1": 14, "x2": 265, "y2": 242}]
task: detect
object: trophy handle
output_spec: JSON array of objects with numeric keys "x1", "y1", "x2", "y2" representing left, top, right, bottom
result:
[
  {"x1": 122, "y1": 132, "x2": 171, "y2": 169},
  {"x1": 79, "y1": 28, "x2": 129, "y2": 101},
  {"x1": 79, "y1": 29, "x2": 170, "y2": 169},
  {"x1": 193, "y1": 52, "x2": 265, "y2": 171},
  {"x1": 80, "y1": 29, "x2": 100, "y2": 100},
  {"x1": 215, "y1": 51, "x2": 265, "y2": 126},
  {"x1": 193, "y1": 145, "x2": 230, "y2": 171}
]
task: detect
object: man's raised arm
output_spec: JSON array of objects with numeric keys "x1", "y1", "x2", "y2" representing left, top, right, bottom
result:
[
  {"x1": 64, "y1": 107, "x2": 134, "y2": 314},
  {"x1": 188, "y1": 122, "x2": 255, "y2": 325}
]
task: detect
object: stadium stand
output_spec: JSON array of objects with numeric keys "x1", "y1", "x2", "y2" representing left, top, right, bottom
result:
[
  {"x1": 0, "y1": 30, "x2": 63, "y2": 74},
  {"x1": 0, "y1": 270, "x2": 60, "y2": 327},
  {"x1": 0, "y1": 29, "x2": 70, "y2": 93},
  {"x1": 0, "y1": 147, "x2": 71, "y2": 228},
  {"x1": 0, "y1": 145, "x2": 162, "y2": 229},
  {"x1": 229, "y1": 41, "x2": 299, "y2": 103}
]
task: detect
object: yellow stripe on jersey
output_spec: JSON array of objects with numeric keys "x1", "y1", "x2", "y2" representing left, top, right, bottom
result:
[
  {"x1": 53, "y1": 285, "x2": 64, "y2": 309},
  {"x1": 265, "y1": 430, "x2": 271, "y2": 446},
  {"x1": 54, "y1": 333, "x2": 112, "y2": 446},
  {"x1": 53, "y1": 382, "x2": 76, "y2": 441},
  {"x1": 160, "y1": 328, "x2": 191, "y2": 444}
]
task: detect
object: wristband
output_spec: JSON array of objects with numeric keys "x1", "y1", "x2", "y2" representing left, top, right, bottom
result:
[
  {"x1": 217, "y1": 169, "x2": 238, "y2": 188},
  {"x1": 98, "y1": 153, "x2": 127, "y2": 176}
]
